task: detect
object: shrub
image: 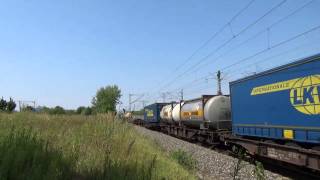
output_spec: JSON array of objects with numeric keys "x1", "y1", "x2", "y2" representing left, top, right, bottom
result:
[
  {"x1": 170, "y1": 149, "x2": 197, "y2": 171},
  {"x1": 254, "y1": 161, "x2": 265, "y2": 180}
]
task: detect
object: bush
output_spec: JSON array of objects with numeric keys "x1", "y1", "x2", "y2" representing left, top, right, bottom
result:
[{"x1": 170, "y1": 149, "x2": 197, "y2": 171}]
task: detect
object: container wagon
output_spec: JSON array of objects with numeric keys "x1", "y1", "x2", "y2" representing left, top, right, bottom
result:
[
  {"x1": 143, "y1": 103, "x2": 169, "y2": 129},
  {"x1": 230, "y1": 53, "x2": 320, "y2": 146},
  {"x1": 226, "y1": 54, "x2": 320, "y2": 171}
]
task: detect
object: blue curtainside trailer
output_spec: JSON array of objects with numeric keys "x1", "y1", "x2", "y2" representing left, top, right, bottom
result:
[
  {"x1": 143, "y1": 103, "x2": 169, "y2": 127},
  {"x1": 230, "y1": 54, "x2": 320, "y2": 144}
]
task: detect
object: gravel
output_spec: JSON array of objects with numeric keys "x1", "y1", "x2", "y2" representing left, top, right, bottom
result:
[{"x1": 135, "y1": 126, "x2": 291, "y2": 180}]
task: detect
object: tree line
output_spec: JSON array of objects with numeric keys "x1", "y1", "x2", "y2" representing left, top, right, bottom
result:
[
  {"x1": 0, "y1": 97, "x2": 16, "y2": 112},
  {"x1": 1, "y1": 85, "x2": 121, "y2": 115}
]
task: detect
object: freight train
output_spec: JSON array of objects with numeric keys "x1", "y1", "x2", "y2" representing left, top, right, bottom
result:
[{"x1": 132, "y1": 53, "x2": 320, "y2": 172}]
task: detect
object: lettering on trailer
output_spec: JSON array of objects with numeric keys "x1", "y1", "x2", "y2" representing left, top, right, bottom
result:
[
  {"x1": 145, "y1": 109, "x2": 154, "y2": 117},
  {"x1": 251, "y1": 75, "x2": 320, "y2": 115}
]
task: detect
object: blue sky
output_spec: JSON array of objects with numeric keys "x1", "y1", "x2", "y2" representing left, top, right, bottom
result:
[{"x1": 1, "y1": 0, "x2": 320, "y2": 110}]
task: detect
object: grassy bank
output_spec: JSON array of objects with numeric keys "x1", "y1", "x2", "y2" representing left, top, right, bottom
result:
[{"x1": 0, "y1": 113, "x2": 195, "y2": 180}]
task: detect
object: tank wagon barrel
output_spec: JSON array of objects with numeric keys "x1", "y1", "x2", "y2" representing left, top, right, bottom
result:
[{"x1": 180, "y1": 95, "x2": 231, "y2": 130}]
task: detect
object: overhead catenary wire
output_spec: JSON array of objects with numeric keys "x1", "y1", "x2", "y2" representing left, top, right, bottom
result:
[
  {"x1": 157, "y1": 0, "x2": 287, "y2": 92},
  {"x1": 150, "y1": 0, "x2": 256, "y2": 93},
  {"x1": 148, "y1": 28, "x2": 320, "y2": 102},
  {"x1": 190, "y1": 0, "x2": 315, "y2": 74},
  {"x1": 220, "y1": 25, "x2": 320, "y2": 71},
  {"x1": 165, "y1": 0, "x2": 315, "y2": 93},
  {"x1": 171, "y1": 0, "x2": 256, "y2": 72},
  {"x1": 225, "y1": 32, "x2": 320, "y2": 79}
]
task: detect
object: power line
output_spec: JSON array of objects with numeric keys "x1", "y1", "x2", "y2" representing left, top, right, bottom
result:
[
  {"x1": 220, "y1": 24, "x2": 320, "y2": 71},
  {"x1": 157, "y1": 0, "x2": 287, "y2": 92},
  {"x1": 190, "y1": 0, "x2": 315, "y2": 74},
  {"x1": 163, "y1": 0, "x2": 315, "y2": 93},
  {"x1": 225, "y1": 32, "x2": 320, "y2": 79},
  {"x1": 171, "y1": 0, "x2": 256, "y2": 73},
  {"x1": 152, "y1": 0, "x2": 256, "y2": 92}
]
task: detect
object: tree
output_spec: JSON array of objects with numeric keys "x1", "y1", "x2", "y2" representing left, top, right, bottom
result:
[
  {"x1": 50, "y1": 106, "x2": 65, "y2": 115},
  {"x1": 22, "y1": 106, "x2": 35, "y2": 112},
  {"x1": 92, "y1": 85, "x2": 121, "y2": 113},
  {"x1": 76, "y1": 106, "x2": 86, "y2": 114},
  {"x1": 82, "y1": 107, "x2": 92, "y2": 116},
  {"x1": 6, "y1": 98, "x2": 16, "y2": 112},
  {"x1": 0, "y1": 98, "x2": 7, "y2": 111}
]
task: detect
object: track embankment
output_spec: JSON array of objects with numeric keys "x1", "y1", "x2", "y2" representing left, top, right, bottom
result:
[{"x1": 135, "y1": 126, "x2": 291, "y2": 180}]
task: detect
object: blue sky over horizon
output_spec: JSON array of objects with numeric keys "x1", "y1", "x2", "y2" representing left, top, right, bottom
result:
[{"x1": 1, "y1": 0, "x2": 320, "y2": 110}]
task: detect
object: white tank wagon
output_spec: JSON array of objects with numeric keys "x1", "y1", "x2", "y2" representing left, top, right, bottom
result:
[
  {"x1": 180, "y1": 95, "x2": 231, "y2": 130},
  {"x1": 172, "y1": 101, "x2": 184, "y2": 123},
  {"x1": 160, "y1": 103, "x2": 177, "y2": 123}
]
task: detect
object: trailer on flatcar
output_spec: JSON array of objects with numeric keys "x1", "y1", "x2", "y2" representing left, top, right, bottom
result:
[{"x1": 226, "y1": 53, "x2": 320, "y2": 171}]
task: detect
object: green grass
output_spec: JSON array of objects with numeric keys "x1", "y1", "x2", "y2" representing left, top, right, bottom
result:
[
  {"x1": 0, "y1": 113, "x2": 195, "y2": 180},
  {"x1": 170, "y1": 149, "x2": 197, "y2": 171}
]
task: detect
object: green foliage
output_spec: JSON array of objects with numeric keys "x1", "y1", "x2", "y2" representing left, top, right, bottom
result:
[
  {"x1": 82, "y1": 107, "x2": 92, "y2": 116},
  {"x1": 132, "y1": 110, "x2": 144, "y2": 115},
  {"x1": 254, "y1": 161, "x2": 265, "y2": 180},
  {"x1": 170, "y1": 149, "x2": 197, "y2": 171},
  {"x1": 0, "y1": 128, "x2": 75, "y2": 180},
  {"x1": 92, "y1": 85, "x2": 121, "y2": 113},
  {"x1": 49, "y1": 106, "x2": 65, "y2": 115},
  {"x1": 39, "y1": 106, "x2": 51, "y2": 114},
  {"x1": 232, "y1": 148, "x2": 246, "y2": 180},
  {"x1": 0, "y1": 113, "x2": 195, "y2": 180},
  {"x1": 21, "y1": 105, "x2": 35, "y2": 112},
  {"x1": 6, "y1": 98, "x2": 16, "y2": 112},
  {"x1": 0, "y1": 98, "x2": 7, "y2": 111},
  {"x1": 76, "y1": 106, "x2": 86, "y2": 114}
]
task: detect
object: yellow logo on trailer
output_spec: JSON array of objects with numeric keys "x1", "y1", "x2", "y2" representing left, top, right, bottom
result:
[
  {"x1": 146, "y1": 109, "x2": 154, "y2": 117},
  {"x1": 251, "y1": 75, "x2": 320, "y2": 115}
]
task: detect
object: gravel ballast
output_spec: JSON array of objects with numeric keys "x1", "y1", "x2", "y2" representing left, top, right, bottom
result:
[{"x1": 135, "y1": 126, "x2": 290, "y2": 180}]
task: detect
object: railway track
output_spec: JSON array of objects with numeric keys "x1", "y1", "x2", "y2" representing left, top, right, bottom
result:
[{"x1": 131, "y1": 118, "x2": 320, "y2": 179}]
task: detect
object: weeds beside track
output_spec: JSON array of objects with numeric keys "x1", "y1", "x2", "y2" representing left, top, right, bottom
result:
[{"x1": 0, "y1": 113, "x2": 195, "y2": 180}]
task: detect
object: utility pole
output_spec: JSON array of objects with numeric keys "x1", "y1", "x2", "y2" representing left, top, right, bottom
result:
[
  {"x1": 217, "y1": 70, "x2": 223, "y2": 95},
  {"x1": 180, "y1": 89, "x2": 184, "y2": 101},
  {"x1": 161, "y1": 93, "x2": 166, "y2": 102},
  {"x1": 129, "y1": 93, "x2": 144, "y2": 112},
  {"x1": 18, "y1": 100, "x2": 36, "y2": 112},
  {"x1": 129, "y1": 94, "x2": 133, "y2": 112}
]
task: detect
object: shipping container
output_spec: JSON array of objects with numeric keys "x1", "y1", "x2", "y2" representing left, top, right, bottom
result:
[
  {"x1": 230, "y1": 54, "x2": 320, "y2": 144},
  {"x1": 143, "y1": 103, "x2": 169, "y2": 126},
  {"x1": 180, "y1": 95, "x2": 231, "y2": 130}
]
